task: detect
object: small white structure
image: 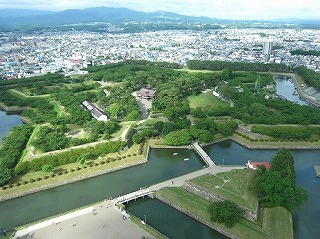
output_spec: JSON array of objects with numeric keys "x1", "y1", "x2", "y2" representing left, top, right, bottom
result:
[
  {"x1": 246, "y1": 160, "x2": 270, "y2": 170},
  {"x1": 81, "y1": 100, "x2": 108, "y2": 122}
]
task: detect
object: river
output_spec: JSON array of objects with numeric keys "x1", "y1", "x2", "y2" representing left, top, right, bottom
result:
[{"x1": 0, "y1": 109, "x2": 22, "y2": 144}]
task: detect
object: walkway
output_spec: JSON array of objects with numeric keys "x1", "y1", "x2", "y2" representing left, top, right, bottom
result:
[
  {"x1": 14, "y1": 200, "x2": 154, "y2": 239},
  {"x1": 192, "y1": 142, "x2": 216, "y2": 167},
  {"x1": 113, "y1": 166, "x2": 244, "y2": 205},
  {"x1": 112, "y1": 188, "x2": 152, "y2": 204}
]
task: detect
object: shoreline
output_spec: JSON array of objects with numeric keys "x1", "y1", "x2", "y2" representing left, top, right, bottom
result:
[
  {"x1": 269, "y1": 72, "x2": 320, "y2": 107},
  {"x1": 155, "y1": 194, "x2": 236, "y2": 239},
  {"x1": 0, "y1": 102, "x2": 27, "y2": 113},
  {"x1": 0, "y1": 159, "x2": 147, "y2": 203},
  {"x1": 2, "y1": 136, "x2": 319, "y2": 202}
]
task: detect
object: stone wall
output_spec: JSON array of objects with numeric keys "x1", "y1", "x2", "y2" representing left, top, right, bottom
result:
[
  {"x1": 155, "y1": 194, "x2": 237, "y2": 239},
  {"x1": 183, "y1": 182, "x2": 258, "y2": 222}
]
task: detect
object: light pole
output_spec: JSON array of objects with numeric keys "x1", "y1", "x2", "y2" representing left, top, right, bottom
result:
[{"x1": 144, "y1": 215, "x2": 146, "y2": 225}]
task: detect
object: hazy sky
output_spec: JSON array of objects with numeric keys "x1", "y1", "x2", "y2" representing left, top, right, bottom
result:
[{"x1": 0, "y1": 0, "x2": 319, "y2": 20}]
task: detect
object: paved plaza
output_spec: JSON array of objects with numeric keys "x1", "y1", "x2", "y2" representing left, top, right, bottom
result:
[{"x1": 14, "y1": 201, "x2": 154, "y2": 239}]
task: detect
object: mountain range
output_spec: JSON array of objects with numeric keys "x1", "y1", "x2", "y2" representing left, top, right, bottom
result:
[{"x1": 0, "y1": 7, "x2": 319, "y2": 30}]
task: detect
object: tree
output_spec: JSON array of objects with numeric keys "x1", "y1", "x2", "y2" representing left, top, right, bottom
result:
[
  {"x1": 42, "y1": 164, "x2": 54, "y2": 172},
  {"x1": 251, "y1": 150, "x2": 308, "y2": 212},
  {"x1": 108, "y1": 103, "x2": 122, "y2": 118},
  {"x1": 208, "y1": 200, "x2": 244, "y2": 228},
  {"x1": 132, "y1": 133, "x2": 144, "y2": 144},
  {"x1": 164, "y1": 130, "x2": 192, "y2": 146},
  {"x1": 270, "y1": 149, "x2": 295, "y2": 185}
]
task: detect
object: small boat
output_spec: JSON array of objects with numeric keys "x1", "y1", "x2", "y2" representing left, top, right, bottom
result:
[
  {"x1": 184, "y1": 158, "x2": 189, "y2": 161},
  {"x1": 173, "y1": 153, "x2": 178, "y2": 156}
]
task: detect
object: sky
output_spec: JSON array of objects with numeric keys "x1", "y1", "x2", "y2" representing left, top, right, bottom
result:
[{"x1": 0, "y1": 0, "x2": 319, "y2": 20}]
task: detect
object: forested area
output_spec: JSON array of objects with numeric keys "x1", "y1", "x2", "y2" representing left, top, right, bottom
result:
[
  {"x1": 1, "y1": 60, "x2": 320, "y2": 185},
  {"x1": 15, "y1": 141, "x2": 126, "y2": 173},
  {"x1": 251, "y1": 150, "x2": 308, "y2": 212},
  {"x1": 187, "y1": 60, "x2": 292, "y2": 72},
  {"x1": 290, "y1": 49, "x2": 320, "y2": 57},
  {"x1": 295, "y1": 66, "x2": 320, "y2": 90},
  {"x1": 251, "y1": 125, "x2": 320, "y2": 140},
  {"x1": 0, "y1": 125, "x2": 34, "y2": 186}
]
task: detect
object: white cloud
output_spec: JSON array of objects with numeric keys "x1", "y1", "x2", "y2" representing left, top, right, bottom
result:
[{"x1": 0, "y1": 0, "x2": 319, "y2": 19}]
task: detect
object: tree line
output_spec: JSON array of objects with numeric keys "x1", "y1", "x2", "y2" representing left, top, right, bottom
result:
[{"x1": 0, "y1": 125, "x2": 34, "y2": 186}]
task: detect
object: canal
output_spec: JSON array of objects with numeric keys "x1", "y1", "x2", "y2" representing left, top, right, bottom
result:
[
  {"x1": 276, "y1": 75, "x2": 308, "y2": 106},
  {"x1": 0, "y1": 148, "x2": 205, "y2": 230},
  {"x1": 126, "y1": 142, "x2": 320, "y2": 239}
]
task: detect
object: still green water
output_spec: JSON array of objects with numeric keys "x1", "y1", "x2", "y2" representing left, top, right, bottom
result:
[
  {"x1": 127, "y1": 197, "x2": 228, "y2": 239},
  {"x1": 0, "y1": 148, "x2": 204, "y2": 229},
  {"x1": 127, "y1": 141, "x2": 320, "y2": 239},
  {"x1": 0, "y1": 110, "x2": 22, "y2": 144}
]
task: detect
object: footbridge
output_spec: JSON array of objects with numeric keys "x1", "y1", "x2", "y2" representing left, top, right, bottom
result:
[
  {"x1": 192, "y1": 142, "x2": 216, "y2": 167},
  {"x1": 111, "y1": 188, "x2": 153, "y2": 205}
]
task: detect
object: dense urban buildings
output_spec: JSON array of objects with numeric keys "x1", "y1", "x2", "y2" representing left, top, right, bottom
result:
[{"x1": 1, "y1": 28, "x2": 320, "y2": 79}]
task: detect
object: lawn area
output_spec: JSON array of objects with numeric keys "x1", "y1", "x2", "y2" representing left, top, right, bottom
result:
[
  {"x1": 156, "y1": 187, "x2": 271, "y2": 239},
  {"x1": 262, "y1": 207, "x2": 293, "y2": 239},
  {"x1": 138, "y1": 117, "x2": 169, "y2": 127},
  {"x1": 188, "y1": 91, "x2": 229, "y2": 109},
  {"x1": 189, "y1": 170, "x2": 258, "y2": 211}
]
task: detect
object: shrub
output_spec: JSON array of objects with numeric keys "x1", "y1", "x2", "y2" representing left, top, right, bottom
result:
[
  {"x1": 29, "y1": 179, "x2": 35, "y2": 183},
  {"x1": 208, "y1": 200, "x2": 244, "y2": 228}
]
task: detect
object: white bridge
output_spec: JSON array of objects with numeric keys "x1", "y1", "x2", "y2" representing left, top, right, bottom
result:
[
  {"x1": 192, "y1": 142, "x2": 216, "y2": 167},
  {"x1": 111, "y1": 188, "x2": 153, "y2": 204}
]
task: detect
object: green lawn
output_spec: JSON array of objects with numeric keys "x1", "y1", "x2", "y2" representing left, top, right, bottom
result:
[
  {"x1": 189, "y1": 170, "x2": 258, "y2": 211},
  {"x1": 188, "y1": 91, "x2": 229, "y2": 109},
  {"x1": 262, "y1": 207, "x2": 293, "y2": 239},
  {"x1": 156, "y1": 187, "x2": 270, "y2": 239},
  {"x1": 156, "y1": 187, "x2": 293, "y2": 239}
]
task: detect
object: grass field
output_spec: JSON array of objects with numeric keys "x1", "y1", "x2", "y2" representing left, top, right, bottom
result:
[
  {"x1": 156, "y1": 187, "x2": 293, "y2": 239},
  {"x1": 261, "y1": 207, "x2": 293, "y2": 239},
  {"x1": 188, "y1": 91, "x2": 229, "y2": 109},
  {"x1": 189, "y1": 170, "x2": 258, "y2": 211},
  {"x1": 156, "y1": 187, "x2": 270, "y2": 239}
]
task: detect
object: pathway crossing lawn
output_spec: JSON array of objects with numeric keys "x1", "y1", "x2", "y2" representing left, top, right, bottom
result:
[
  {"x1": 188, "y1": 91, "x2": 229, "y2": 109},
  {"x1": 189, "y1": 170, "x2": 258, "y2": 211},
  {"x1": 156, "y1": 187, "x2": 292, "y2": 239}
]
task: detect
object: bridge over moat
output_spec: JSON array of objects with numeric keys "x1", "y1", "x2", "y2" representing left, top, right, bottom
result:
[{"x1": 191, "y1": 142, "x2": 216, "y2": 167}]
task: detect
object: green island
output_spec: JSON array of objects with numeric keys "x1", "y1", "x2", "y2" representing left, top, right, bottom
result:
[{"x1": 1, "y1": 60, "x2": 319, "y2": 238}]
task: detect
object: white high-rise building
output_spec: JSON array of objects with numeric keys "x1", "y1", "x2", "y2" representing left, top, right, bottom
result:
[{"x1": 263, "y1": 41, "x2": 273, "y2": 55}]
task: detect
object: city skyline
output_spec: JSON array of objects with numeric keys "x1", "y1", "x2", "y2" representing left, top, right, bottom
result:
[{"x1": 0, "y1": 0, "x2": 319, "y2": 20}]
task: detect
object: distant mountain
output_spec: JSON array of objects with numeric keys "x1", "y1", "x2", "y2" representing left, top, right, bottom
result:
[
  {"x1": 0, "y1": 9, "x2": 54, "y2": 18},
  {"x1": 0, "y1": 7, "x2": 319, "y2": 31},
  {"x1": 0, "y1": 7, "x2": 217, "y2": 27}
]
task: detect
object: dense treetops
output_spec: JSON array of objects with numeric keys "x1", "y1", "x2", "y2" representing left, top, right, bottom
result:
[
  {"x1": 251, "y1": 149, "x2": 308, "y2": 212},
  {"x1": 0, "y1": 125, "x2": 33, "y2": 186},
  {"x1": 187, "y1": 60, "x2": 292, "y2": 73}
]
